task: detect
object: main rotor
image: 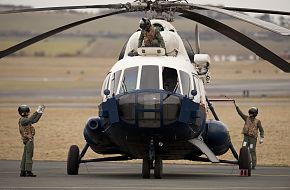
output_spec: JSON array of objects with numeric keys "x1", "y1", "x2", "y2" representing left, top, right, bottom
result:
[
  {"x1": 124, "y1": 0, "x2": 191, "y2": 21},
  {"x1": 1, "y1": 0, "x2": 290, "y2": 72}
]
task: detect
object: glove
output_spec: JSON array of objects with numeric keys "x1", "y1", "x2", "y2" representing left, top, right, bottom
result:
[
  {"x1": 259, "y1": 137, "x2": 264, "y2": 144},
  {"x1": 36, "y1": 105, "x2": 45, "y2": 113}
]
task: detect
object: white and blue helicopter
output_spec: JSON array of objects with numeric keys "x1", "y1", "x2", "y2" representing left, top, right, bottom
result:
[{"x1": 1, "y1": 0, "x2": 290, "y2": 179}]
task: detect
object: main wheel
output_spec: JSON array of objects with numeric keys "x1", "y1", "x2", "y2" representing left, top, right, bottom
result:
[
  {"x1": 67, "y1": 145, "x2": 80, "y2": 175},
  {"x1": 154, "y1": 155, "x2": 163, "y2": 179},
  {"x1": 238, "y1": 146, "x2": 252, "y2": 176},
  {"x1": 142, "y1": 157, "x2": 150, "y2": 179}
]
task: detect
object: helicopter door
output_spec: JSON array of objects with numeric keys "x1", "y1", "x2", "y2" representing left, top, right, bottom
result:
[{"x1": 179, "y1": 70, "x2": 192, "y2": 97}]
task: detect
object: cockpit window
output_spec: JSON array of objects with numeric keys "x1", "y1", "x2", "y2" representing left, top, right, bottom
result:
[
  {"x1": 120, "y1": 67, "x2": 138, "y2": 93},
  {"x1": 110, "y1": 70, "x2": 122, "y2": 95},
  {"x1": 101, "y1": 73, "x2": 110, "y2": 96},
  {"x1": 140, "y1": 65, "x2": 159, "y2": 90},
  {"x1": 180, "y1": 70, "x2": 191, "y2": 97},
  {"x1": 162, "y1": 67, "x2": 181, "y2": 93}
]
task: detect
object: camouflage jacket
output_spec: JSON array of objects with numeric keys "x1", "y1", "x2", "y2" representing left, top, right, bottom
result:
[
  {"x1": 19, "y1": 112, "x2": 42, "y2": 143},
  {"x1": 236, "y1": 106, "x2": 264, "y2": 138},
  {"x1": 138, "y1": 26, "x2": 165, "y2": 48}
]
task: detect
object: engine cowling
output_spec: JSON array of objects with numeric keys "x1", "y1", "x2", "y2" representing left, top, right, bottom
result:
[
  {"x1": 83, "y1": 117, "x2": 104, "y2": 145},
  {"x1": 203, "y1": 120, "x2": 230, "y2": 155}
]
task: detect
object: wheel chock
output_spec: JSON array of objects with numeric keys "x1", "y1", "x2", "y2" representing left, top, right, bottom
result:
[{"x1": 240, "y1": 169, "x2": 249, "y2": 176}]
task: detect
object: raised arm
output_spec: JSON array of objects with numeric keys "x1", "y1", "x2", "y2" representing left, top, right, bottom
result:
[
  {"x1": 21, "y1": 112, "x2": 42, "y2": 126},
  {"x1": 20, "y1": 105, "x2": 45, "y2": 126},
  {"x1": 234, "y1": 102, "x2": 247, "y2": 121}
]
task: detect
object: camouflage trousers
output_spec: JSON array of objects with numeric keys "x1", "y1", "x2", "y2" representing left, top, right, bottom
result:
[
  {"x1": 20, "y1": 140, "x2": 34, "y2": 171},
  {"x1": 242, "y1": 135, "x2": 257, "y2": 168}
]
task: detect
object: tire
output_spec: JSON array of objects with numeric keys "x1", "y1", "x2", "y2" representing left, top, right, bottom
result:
[
  {"x1": 67, "y1": 145, "x2": 80, "y2": 175},
  {"x1": 142, "y1": 157, "x2": 150, "y2": 179},
  {"x1": 238, "y1": 146, "x2": 252, "y2": 176},
  {"x1": 154, "y1": 155, "x2": 163, "y2": 179}
]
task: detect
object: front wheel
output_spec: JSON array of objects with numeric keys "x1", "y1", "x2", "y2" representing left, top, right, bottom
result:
[
  {"x1": 67, "y1": 145, "x2": 80, "y2": 175},
  {"x1": 238, "y1": 146, "x2": 252, "y2": 176},
  {"x1": 154, "y1": 155, "x2": 163, "y2": 179},
  {"x1": 142, "y1": 157, "x2": 151, "y2": 178}
]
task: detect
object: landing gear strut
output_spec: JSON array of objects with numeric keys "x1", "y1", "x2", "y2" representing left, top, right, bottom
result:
[{"x1": 142, "y1": 138, "x2": 163, "y2": 179}]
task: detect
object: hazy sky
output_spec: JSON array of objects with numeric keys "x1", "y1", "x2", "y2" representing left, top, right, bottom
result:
[{"x1": 0, "y1": 0, "x2": 289, "y2": 12}]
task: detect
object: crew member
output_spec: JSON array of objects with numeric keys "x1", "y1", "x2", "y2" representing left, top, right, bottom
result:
[
  {"x1": 18, "y1": 104, "x2": 45, "y2": 177},
  {"x1": 234, "y1": 102, "x2": 264, "y2": 169},
  {"x1": 138, "y1": 18, "x2": 165, "y2": 49}
]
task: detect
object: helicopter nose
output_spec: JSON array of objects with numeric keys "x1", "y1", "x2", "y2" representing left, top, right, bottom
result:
[{"x1": 118, "y1": 91, "x2": 181, "y2": 128}]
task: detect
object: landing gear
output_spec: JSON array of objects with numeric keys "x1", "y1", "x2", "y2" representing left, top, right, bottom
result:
[
  {"x1": 142, "y1": 157, "x2": 150, "y2": 178},
  {"x1": 67, "y1": 145, "x2": 80, "y2": 175},
  {"x1": 154, "y1": 155, "x2": 163, "y2": 179},
  {"x1": 142, "y1": 156, "x2": 163, "y2": 179},
  {"x1": 142, "y1": 138, "x2": 163, "y2": 179},
  {"x1": 238, "y1": 146, "x2": 252, "y2": 176}
]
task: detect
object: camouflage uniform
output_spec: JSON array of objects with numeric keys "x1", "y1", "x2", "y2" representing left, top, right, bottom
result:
[
  {"x1": 138, "y1": 26, "x2": 165, "y2": 48},
  {"x1": 19, "y1": 112, "x2": 42, "y2": 173},
  {"x1": 236, "y1": 106, "x2": 264, "y2": 168}
]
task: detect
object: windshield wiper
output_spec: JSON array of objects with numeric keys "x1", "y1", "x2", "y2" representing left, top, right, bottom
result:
[{"x1": 121, "y1": 77, "x2": 128, "y2": 93}]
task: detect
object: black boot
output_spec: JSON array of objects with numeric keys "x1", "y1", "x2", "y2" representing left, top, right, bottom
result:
[
  {"x1": 20, "y1": 170, "x2": 26, "y2": 177},
  {"x1": 26, "y1": 171, "x2": 37, "y2": 177}
]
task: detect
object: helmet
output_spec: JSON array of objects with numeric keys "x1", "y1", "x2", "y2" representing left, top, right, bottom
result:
[
  {"x1": 18, "y1": 105, "x2": 30, "y2": 116},
  {"x1": 248, "y1": 107, "x2": 258, "y2": 117},
  {"x1": 139, "y1": 18, "x2": 151, "y2": 31}
]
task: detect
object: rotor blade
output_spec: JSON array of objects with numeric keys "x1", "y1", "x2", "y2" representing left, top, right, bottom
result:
[
  {"x1": 0, "y1": 4, "x2": 125, "y2": 14},
  {"x1": 221, "y1": 7, "x2": 290, "y2": 16},
  {"x1": 187, "y1": 4, "x2": 290, "y2": 36},
  {"x1": 0, "y1": 10, "x2": 126, "y2": 59},
  {"x1": 179, "y1": 9, "x2": 290, "y2": 73},
  {"x1": 195, "y1": 24, "x2": 200, "y2": 54}
]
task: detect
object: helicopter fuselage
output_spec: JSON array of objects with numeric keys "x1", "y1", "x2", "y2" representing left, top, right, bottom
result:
[{"x1": 84, "y1": 50, "x2": 229, "y2": 160}]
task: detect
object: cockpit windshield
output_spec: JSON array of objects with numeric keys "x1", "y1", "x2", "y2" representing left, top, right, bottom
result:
[
  {"x1": 120, "y1": 66, "x2": 138, "y2": 93},
  {"x1": 140, "y1": 65, "x2": 159, "y2": 90},
  {"x1": 110, "y1": 70, "x2": 122, "y2": 95},
  {"x1": 105, "y1": 65, "x2": 194, "y2": 97}
]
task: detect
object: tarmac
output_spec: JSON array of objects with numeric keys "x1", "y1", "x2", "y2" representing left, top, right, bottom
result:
[{"x1": 0, "y1": 160, "x2": 289, "y2": 190}]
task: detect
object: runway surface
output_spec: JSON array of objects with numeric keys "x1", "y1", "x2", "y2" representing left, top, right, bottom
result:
[
  {"x1": 0, "y1": 160, "x2": 289, "y2": 190},
  {"x1": 0, "y1": 79, "x2": 290, "y2": 99}
]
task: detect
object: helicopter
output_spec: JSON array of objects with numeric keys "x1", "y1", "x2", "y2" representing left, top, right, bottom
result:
[{"x1": 1, "y1": 0, "x2": 290, "y2": 179}]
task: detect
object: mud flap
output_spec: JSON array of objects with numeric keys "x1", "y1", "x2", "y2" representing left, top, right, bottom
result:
[{"x1": 189, "y1": 138, "x2": 219, "y2": 163}]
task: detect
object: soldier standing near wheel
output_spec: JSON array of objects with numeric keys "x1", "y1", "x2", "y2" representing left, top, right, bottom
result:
[
  {"x1": 234, "y1": 101, "x2": 264, "y2": 169},
  {"x1": 18, "y1": 104, "x2": 45, "y2": 177}
]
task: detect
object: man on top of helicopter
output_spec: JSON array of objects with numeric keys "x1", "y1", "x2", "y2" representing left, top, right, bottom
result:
[{"x1": 138, "y1": 18, "x2": 165, "y2": 49}]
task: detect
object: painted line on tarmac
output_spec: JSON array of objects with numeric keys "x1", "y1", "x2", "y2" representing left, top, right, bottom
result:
[{"x1": 1, "y1": 186, "x2": 290, "y2": 189}]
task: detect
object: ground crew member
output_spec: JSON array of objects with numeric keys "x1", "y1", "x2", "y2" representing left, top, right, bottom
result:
[
  {"x1": 18, "y1": 104, "x2": 45, "y2": 177},
  {"x1": 234, "y1": 102, "x2": 264, "y2": 169},
  {"x1": 138, "y1": 18, "x2": 165, "y2": 49}
]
